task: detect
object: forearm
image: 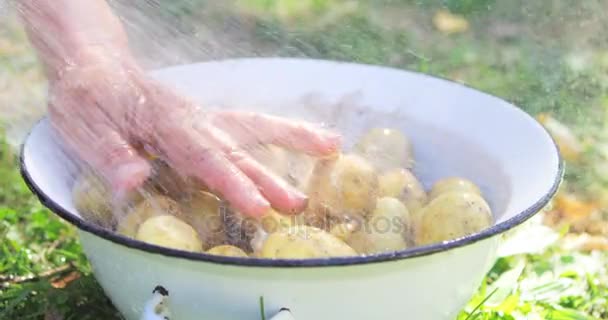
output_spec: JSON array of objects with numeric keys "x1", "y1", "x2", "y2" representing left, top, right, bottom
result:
[{"x1": 16, "y1": 0, "x2": 132, "y2": 80}]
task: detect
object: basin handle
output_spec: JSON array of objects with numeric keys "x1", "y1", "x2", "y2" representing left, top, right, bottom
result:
[
  {"x1": 269, "y1": 308, "x2": 295, "y2": 320},
  {"x1": 141, "y1": 285, "x2": 295, "y2": 320},
  {"x1": 141, "y1": 285, "x2": 171, "y2": 320}
]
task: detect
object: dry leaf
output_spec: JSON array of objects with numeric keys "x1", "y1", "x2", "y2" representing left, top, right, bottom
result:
[
  {"x1": 536, "y1": 113, "x2": 583, "y2": 162},
  {"x1": 50, "y1": 271, "x2": 81, "y2": 289},
  {"x1": 554, "y1": 192, "x2": 597, "y2": 221},
  {"x1": 561, "y1": 233, "x2": 608, "y2": 251},
  {"x1": 432, "y1": 9, "x2": 469, "y2": 34}
]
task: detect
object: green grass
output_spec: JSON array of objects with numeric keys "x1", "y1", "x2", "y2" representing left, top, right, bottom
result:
[{"x1": 2, "y1": 0, "x2": 608, "y2": 319}]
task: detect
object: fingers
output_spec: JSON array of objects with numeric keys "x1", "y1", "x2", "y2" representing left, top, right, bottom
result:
[
  {"x1": 193, "y1": 120, "x2": 309, "y2": 215},
  {"x1": 154, "y1": 118, "x2": 271, "y2": 217},
  {"x1": 213, "y1": 112, "x2": 341, "y2": 156},
  {"x1": 228, "y1": 151, "x2": 308, "y2": 214},
  {"x1": 181, "y1": 149, "x2": 272, "y2": 218}
]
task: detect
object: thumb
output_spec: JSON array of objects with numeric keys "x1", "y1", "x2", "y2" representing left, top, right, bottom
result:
[
  {"x1": 89, "y1": 128, "x2": 152, "y2": 198},
  {"x1": 51, "y1": 116, "x2": 151, "y2": 198}
]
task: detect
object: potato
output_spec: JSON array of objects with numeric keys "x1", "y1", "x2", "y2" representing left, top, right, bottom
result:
[
  {"x1": 260, "y1": 225, "x2": 357, "y2": 259},
  {"x1": 428, "y1": 177, "x2": 481, "y2": 200},
  {"x1": 206, "y1": 245, "x2": 248, "y2": 257},
  {"x1": 72, "y1": 170, "x2": 114, "y2": 228},
  {"x1": 378, "y1": 169, "x2": 428, "y2": 214},
  {"x1": 415, "y1": 192, "x2": 493, "y2": 246},
  {"x1": 354, "y1": 127, "x2": 414, "y2": 171},
  {"x1": 307, "y1": 154, "x2": 378, "y2": 217},
  {"x1": 72, "y1": 169, "x2": 142, "y2": 228},
  {"x1": 346, "y1": 197, "x2": 409, "y2": 254},
  {"x1": 136, "y1": 215, "x2": 203, "y2": 252},
  {"x1": 329, "y1": 221, "x2": 359, "y2": 241},
  {"x1": 181, "y1": 191, "x2": 227, "y2": 249},
  {"x1": 253, "y1": 210, "x2": 307, "y2": 256},
  {"x1": 259, "y1": 209, "x2": 297, "y2": 233},
  {"x1": 117, "y1": 195, "x2": 183, "y2": 237}
]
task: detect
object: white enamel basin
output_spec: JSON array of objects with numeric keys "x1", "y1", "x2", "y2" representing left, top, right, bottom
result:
[{"x1": 20, "y1": 58, "x2": 562, "y2": 320}]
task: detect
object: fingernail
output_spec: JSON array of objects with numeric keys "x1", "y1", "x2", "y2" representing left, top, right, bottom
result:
[
  {"x1": 323, "y1": 132, "x2": 342, "y2": 153},
  {"x1": 289, "y1": 191, "x2": 308, "y2": 214},
  {"x1": 248, "y1": 196, "x2": 271, "y2": 218}
]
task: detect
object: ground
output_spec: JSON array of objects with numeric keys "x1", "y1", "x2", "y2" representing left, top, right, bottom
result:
[{"x1": 1, "y1": 1, "x2": 608, "y2": 319}]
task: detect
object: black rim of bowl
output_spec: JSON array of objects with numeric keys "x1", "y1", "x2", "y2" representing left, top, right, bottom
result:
[{"x1": 19, "y1": 64, "x2": 564, "y2": 268}]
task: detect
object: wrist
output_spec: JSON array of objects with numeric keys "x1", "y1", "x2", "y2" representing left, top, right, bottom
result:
[{"x1": 48, "y1": 42, "x2": 137, "y2": 83}]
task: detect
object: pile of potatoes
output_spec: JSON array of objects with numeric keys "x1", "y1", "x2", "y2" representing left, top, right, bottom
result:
[{"x1": 72, "y1": 127, "x2": 494, "y2": 259}]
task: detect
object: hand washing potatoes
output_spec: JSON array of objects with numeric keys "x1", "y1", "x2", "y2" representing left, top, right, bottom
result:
[{"x1": 72, "y1": 125, "x2": 495, "y2": 259}]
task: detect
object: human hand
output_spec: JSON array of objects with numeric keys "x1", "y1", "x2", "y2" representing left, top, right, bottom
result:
[{"x1": 48, "y1": 49, "x2": 340, "y2": 217}]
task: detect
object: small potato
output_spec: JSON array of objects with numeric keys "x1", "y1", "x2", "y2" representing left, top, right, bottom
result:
[
  {"x1": 329, "y1": 221, "x2": 359, "y2": 241},
  {"x1": 72, "y1": 170, "x2": 114, "y2": 228},
  {"x1": 428, "y1": 177, "x2": 481, "y2": 200},
  {"x1": 117, "y1": 195, "x2": 183, "y2": 237},
  {"x1": 346, "y1": 197, "x2": 409, "y2": 254},
  {"x1": 72, "y1": 170, "x2": 142, "y2": 228},
  {"x1": 206, "y1": 245, "x2": 248, "y2": 257},
  {"x1": 136, "y1": 215, "x2": 203, "y2": 252},
  {"x1": 415, "y1": 192, "x2": 493, "y2": 246},
  {"x1": 354, "y1": 127, "x2": 414, "y2": 171},
  {"x1": 378, "y1": 169, "x2": 428, "y2": 214},
  {"x1": 307, "y1": 154, "x2": 378, "y2": 216},
  {"x1": 182, "y1": 191, "x2": 227, "y2": 249},
  {"x1": 260, "y1": 225, "x2": 357, "y2": 259},
  {"x1": 259, "y1": 209, "x2": 297, "y2": 233}
]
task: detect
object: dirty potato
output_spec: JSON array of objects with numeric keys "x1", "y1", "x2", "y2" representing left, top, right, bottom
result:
[
  {"x1": 354, "y1": 127, "x2": 414, "y2": 171},
  {"x1": 307, "y1": 154, "x2": 378, "y2": 217},
  {"x1": 415, "y1": 191, "x2": 492, "y2": 246},
  {"x1": 206, "y1": 245, "x2": 249, "y2": 257},
  {"x1": 117, "y1": 195, "x2": 183, "y2": 237},
  {"x1": 378, "y1": 168, "x2": 428, "y2": 214},
  {"x1": 428, "y1": 177, "x2": 481, "y2": 200},
  {"x1": 346, "y1": 197, "x2": 410, "y2": 254},
  {"x1": 136, "y1": 215, "x2": 203, "y2": 252},
  {"x1": 260, "y1": 225, "x2": 357, "y2": 259}
]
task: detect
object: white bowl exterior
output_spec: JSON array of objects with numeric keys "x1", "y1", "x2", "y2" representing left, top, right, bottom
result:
[
  {"x1": 21, "y1": 58, "x2": 561, "y2": 320},
  {"x1": 80, "y1": 230, "x2": 499, "y2": 320}
]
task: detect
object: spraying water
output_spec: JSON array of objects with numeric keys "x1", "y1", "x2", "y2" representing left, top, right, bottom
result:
[{"x1": 2, "y1": 1, "x2": 608, "y2": 318}]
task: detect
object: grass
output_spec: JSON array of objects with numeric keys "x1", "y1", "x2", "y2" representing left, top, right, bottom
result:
[{"x1": 2, "y1": 0, "x2": 608, "y2": 319}]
